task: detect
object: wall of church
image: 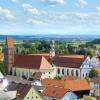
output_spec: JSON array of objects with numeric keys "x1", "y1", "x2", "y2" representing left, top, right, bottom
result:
[
  {"x1": 54, "y1": 66, "x2": 80, "y2": 77},
  {"x1": 12, "y1": 67, "x2": 55, "y2": 79}
]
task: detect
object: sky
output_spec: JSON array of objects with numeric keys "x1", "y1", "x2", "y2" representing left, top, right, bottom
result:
[{"x1": 0, "y1": 0, "x2": 100, "y2": 35}]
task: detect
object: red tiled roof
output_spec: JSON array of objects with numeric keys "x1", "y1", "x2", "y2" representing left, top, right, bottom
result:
[
  {"x1": 29, "y1": 53, "x2": 51, "y2": 63},
  {"x1": 14, "y1": 54, "x2": 52, "y2": 69},
  {"x1": 52, "y1": 55, "x2": 86, "y2": 68},
  {"x1": 7, "y1": 82, "x2": 31, "y2": 99},
  {"x1": 64, "y1": 80, "x2": 91, "y2": 91},
  {"x1": 61, "y1": 75, "x2": 80, "y2": 83},
  {"x1": 42, "y1": 86, "x2": 69, "y2": 99},
  {"x1": 29, "y1": 54, "x2": 86, "y2": 68},
  {"x1": 42, "y1": 78, "x2": 63, "y2": 87},
  {"x1": 6, "y1": 37, "x2": 13, "y2": 48},
  {"x1": 90, "y1": 77, "x2": 100, "y2": 83}
]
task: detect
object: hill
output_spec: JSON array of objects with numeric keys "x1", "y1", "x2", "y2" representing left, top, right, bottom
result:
[{"x1": 91, "y1": 39, "x2": 100, "y2": 44}]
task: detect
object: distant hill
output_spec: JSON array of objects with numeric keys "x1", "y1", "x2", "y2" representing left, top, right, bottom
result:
[
  {"x1": 90, "y1": 39, "x2": 100, "y2": 44},
  {"x1": 0, "y1": 34, "x2": 100, "y2": 41}
]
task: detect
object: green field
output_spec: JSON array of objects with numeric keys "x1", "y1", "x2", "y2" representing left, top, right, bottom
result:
[{"x1": 95, "y1": 44, "x2": 100, "y2": 49}]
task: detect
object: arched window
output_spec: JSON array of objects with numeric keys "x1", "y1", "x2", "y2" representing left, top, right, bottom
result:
[
  {"x1": 76, "y1": 70, "x2": 79, "y2": 76},
  {"x1": 71, "y1": 70, "x2": 74, "y2": 76},
  {"x1": 14, "y1": 69, "x2": 16, "y2": 76},
  {"x1": 58, "y1": 68, "x2": 60, "y2": 74},
  {"x1": 86, "y1": 73, "x2": 88, "y2": 77},
  {"x1": 62, "y1": 69, "x2": 64, "y2": 75},
  {"x1": 67, "y1": 69, "x2": 69, "y2": 75},
  {"x1": 83, "y1": 73, "x2": 84, "y2": 78},
  {"x1": 22, "y1": 72, "x2": 24, "y2": 76}
]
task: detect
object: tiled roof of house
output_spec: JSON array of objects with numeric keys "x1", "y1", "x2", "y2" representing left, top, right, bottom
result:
[
  {"x1": 5, "y1": 75, "x2": 30, "y2": 84},
  {"x1": 42, "y1": 78, "x2": 63, "y2": 87},
  {"x1": 42, "y1": 86, "x2": 69, "y2": 99},
  {"x1": 94, "y1": 68, "x2": 100, "y2": 73},
  {"x1": 7, "y1": 82, "x2": 31, "y2": 100},
  {"x1": 14, "y1": 55, "x2": 53, "y2": 70},
  {"x1": 52, "y1": 55, "x2": 86, "y2": 68},
  {"x1": 61, "y1": 75, "x2": 80, "y2": 83},
  {"x1": 90, "y1": 77, "x2": 100, "y2": 83},
  {"x1": 64, "y1": 80, "x2": 91, "y2": 91},
  {"x1": 6, "y1": 37, "x2": 13, "y2": 48}
]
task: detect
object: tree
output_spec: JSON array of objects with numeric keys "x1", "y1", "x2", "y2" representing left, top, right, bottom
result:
[
  {"x1": 54, "y1": 76, "x2": 61, "y2": 80},
  {"x1": 0, "y1": 61, "x2": 5, "y2": 74},
  {"x1": 89, "y1": 69, "x2": 98, "y2": 78}
]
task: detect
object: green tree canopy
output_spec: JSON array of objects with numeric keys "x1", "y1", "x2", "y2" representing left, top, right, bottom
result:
[
  {"x1": 89, "y1": 69, "x2": 98, "y2": 78},
  {"x1": 0, "y1": 61, "x2": 5, "y2": 74}
]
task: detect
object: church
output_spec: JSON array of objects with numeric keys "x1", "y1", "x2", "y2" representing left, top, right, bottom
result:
[{"x1": 4, "y1": 37, "x2": 93, "y2": 79}]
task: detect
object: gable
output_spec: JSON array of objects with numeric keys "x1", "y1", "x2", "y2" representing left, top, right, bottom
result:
[
  {"x1": 40, "y1": 57, "x2": 53, "y2": 70},
  {"x1": 24, "y1": 87, "x2": 42, "y2": 100}
]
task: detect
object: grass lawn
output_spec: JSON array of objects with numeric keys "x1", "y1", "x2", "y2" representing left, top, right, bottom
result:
[{"x1": 95, "y1": 44, "x2": 100, "y2": 49}]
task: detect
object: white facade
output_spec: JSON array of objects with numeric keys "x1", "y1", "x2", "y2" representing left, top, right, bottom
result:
[
  {"x1": 80, "y1": 56, "x2": 92, "y2": 78},
  {"x1": 90, "y1": 82, "x2": 100, "y2": 95},
  {"x1": 42, "y1": 91, "x2": 77, "y2": 100},
  {"x1": 0, "y1": 72, "x2": 4, "y2": 79},
  {"x1": 90, "y1": 57, "x2": 100, "y2": 68}
]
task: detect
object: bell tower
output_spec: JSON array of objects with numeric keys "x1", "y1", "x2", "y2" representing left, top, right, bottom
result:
[
  {"x1": 4, "y1": 37, "x2": 14, "y2": 74},
  {"x1": 49, "y1": 40, "x2": 55, "y2": 58}
]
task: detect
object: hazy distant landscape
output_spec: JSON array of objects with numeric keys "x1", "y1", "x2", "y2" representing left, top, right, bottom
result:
[{"x1": 0, "y1": 34, "x2": 100, "y2": 41}]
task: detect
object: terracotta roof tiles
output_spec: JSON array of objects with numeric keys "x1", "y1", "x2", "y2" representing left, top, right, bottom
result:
[
  {"x1": 42, "y1": 86, "x2": 69, "y2": 99},
  {"x1": 7, "y1": 82, "x2": 31, "y2": 99},
  {"x1": 90, "y1": 77, "x2": 100, "y2": 83},
  {"x1": 52, "y1": 55, "x2": 86, "y2": 68},
  {"x1": 14, "y1": 55, "x2": 53, "y2": 70},
  {"x1": 42, "y1": 78, "x2": 63, "y2": 87},
  {"x1": 64, "y1": 80, "x2": 91, "y2": 91}
]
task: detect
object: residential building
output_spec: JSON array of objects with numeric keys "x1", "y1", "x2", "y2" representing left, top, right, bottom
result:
[
  {"x1": 42, "y1": 78, "x2": 91, "y2": 99},
  {"x1": 63, "y1": 80, "x2": 91, "y2": 98},
  {"x1": 7, "y1": 82, "x2": 43, "y2": 100},
  {"x1": 90, "y1": 56, "x2": 100, "y2": 68},
  {"x1": 42, "y1": 86, "x2": 77, "y2": 100},
  {"x1": 90, "y1": 77, "x2": 100, "y2": 96}
]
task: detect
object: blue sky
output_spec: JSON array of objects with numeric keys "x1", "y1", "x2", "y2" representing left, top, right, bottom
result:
[{"x1": 0, "y1": 0, "x2": 100, "y2": 35}]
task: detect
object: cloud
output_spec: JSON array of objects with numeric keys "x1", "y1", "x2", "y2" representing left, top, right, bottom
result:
[
  {"x1": 41, "y1": 0, "x2": 65, "y2": 5},
  {"x1": 11, "y1": 0, "x2": 18, "y2": 3},
  {"x1": 96, "y1": 6, "x2": 100, "y2": 11},
  {"x1": 0, "y1": 6, "x2": 15, "y2": 21},
  {"x1": 76, "y1": 0, "x2": 88, "y2": 8},
  {"x1": 27, "y1": 18, "x2": 47, "y2": 25},
  {"x1": 22, "y1": 4, "x2": 46, "y2": 16}
]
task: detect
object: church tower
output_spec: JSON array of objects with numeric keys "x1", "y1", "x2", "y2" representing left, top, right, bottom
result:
[
  {"x1": 49, "y1": 40, "x2": 55, "y2": 58},
  {"x1": 4, "y1": 37, "x2": 14, "y2": 74}
]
